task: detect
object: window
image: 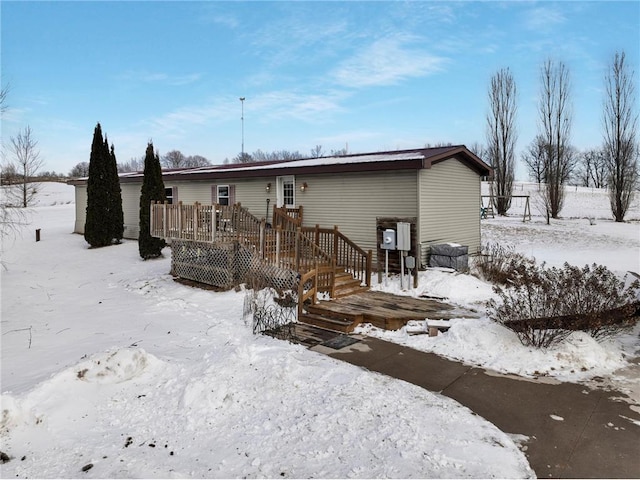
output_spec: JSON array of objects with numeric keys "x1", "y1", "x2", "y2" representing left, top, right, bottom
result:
[
  {"x1": 165, "y1": 187, "x2": 175, "y2": 204},
  {"x1": 217, "y1": 185, "x2": 230, "y2": 205}
]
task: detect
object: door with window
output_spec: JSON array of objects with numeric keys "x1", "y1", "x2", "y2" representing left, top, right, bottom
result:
[{"x1": 276, "y1": 176, "x2": 295, "y2": 207}]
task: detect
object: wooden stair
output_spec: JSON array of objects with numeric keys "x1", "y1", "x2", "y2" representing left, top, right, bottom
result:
[
  {"x1": 299, "y1": 307, "x2": 364, "y2": 334},
  {"x1": 297, "y1": 267, "x2": 369, "y2": 333},
  {"x1": 333, "y1": 270, "x2": 370, "y2": 298}
]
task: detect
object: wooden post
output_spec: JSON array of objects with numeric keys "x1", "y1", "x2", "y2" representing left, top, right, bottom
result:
[
  {"x1": 333, "y1": 225, "x2": 339, "y2": 265},
  {"x1": 194, "y1": 202, "x2": 200, "y2": 240},
  {"x1": 275, "y1": 227, "x2": 281, "y2": 266},
  {"x1": 259, "y1": 219, "x2": 265, "y2": 257},
  {"x1": 178, "y1": 201, "x2": 184, "y2": 238},
  {"x1": 295, "y1": 227, "x2": 301, "y2": 271},
  {"x1": 162, "y1": 202, "x2": 167, "y2": 240},
  {"x1": 523, "y1": 196, "x2": 531, "y2": 223},
  {"x1": 366, "y1": 250, "x2": 373, "y2": 287},
  {"x1": 212, "y1": 203, "x2": 218, "y2": 241}
]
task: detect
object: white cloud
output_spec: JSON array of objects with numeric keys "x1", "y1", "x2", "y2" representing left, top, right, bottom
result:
[
  {"x1": 524, "y1": 6, "x2": 567, "y2": 31},
  {"x1": 331, "y1": 36, "x2": 448, "y2": 88},
  {"x1": 117, "y1": 70, "x2": 202, "y2": 86},
  {"x1": 209, "y1": 13, "x2": 239, "y2": 29}
]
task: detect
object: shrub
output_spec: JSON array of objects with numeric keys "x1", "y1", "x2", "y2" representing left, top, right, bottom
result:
[
  {"x1": 474, "y1": 242, "x2": 537, "y2": 285},
  {"x1": 488, "y1": 260, "x2": 639, "y2": 348}
]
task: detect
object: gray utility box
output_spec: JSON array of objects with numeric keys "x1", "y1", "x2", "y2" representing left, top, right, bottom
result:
[
  {"x1": 396, "y1": 222, "x2": 411, "y2": 251},
  {"x1": 429, "y1": 243, "x2": 469, "y2": 271}
]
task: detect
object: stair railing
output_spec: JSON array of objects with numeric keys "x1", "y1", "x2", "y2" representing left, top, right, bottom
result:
[
  {"x1": 272, "y1": 206, "x2": 303, "y2": 230},
  {"x1": 297, "y1": 263, "x2": 336, "y2": 319},
  {"x1": 300, "y1": 225, "x2": 372, "y2": 287}
]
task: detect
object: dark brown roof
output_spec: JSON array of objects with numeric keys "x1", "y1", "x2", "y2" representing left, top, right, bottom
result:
[{"x1": 67, "y1": 145, "x2": 491, "y2": 185}]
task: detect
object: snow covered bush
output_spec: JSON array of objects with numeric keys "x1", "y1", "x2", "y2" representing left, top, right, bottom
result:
[{"x1": 488, "y1": 261, "x2": 640, "y2": 348}]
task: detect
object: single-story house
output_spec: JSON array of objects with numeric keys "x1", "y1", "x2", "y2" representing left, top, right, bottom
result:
[{"x1": 69, "y1": 145, "x2": 491, "y2": 269}]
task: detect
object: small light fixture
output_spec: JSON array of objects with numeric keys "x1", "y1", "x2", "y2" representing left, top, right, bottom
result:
[
  {"x1": 266, "y1": 182, "x2": 271, "y2": 192},
  {"x1": 300, "y1": 182, "x2": 308, "y2": 192}
]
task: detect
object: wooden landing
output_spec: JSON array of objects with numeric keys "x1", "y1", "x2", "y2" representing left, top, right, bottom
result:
[{"x1": 304, "y1": 290, "x2": 479, "y2": 331}]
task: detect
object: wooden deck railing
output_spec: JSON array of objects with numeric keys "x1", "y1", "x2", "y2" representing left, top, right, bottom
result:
[
  {"x1": 151, "y1": 202, "x2": 371, "y2": 291},
  {"x1": 150, "y1": 201, "x2": 263, "y2": 243},
  {"x1": 273, "y1": 206, "x2": 303, "y2": 230}
]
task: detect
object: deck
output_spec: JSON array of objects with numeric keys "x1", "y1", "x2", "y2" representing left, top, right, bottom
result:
[{"x1": 302, "y1": 290, "x2": 479, "y2": 331}]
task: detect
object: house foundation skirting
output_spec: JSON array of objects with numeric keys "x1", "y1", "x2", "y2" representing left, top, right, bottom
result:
[{"x1": 170, "y1": 239, "x2": 299, "y2": 291}]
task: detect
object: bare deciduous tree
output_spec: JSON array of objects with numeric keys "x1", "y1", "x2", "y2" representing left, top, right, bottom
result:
[
  {"x1": 603, "y1": 51, "x2": 638, "y2": 222},
  {"x1": 521, "y1": 135, "x2": 547, "y2": 185},
  {"x1": 310, "y1": 145, "x2": 324, "y2": 158},
  {"x1": 69, "y1": 161, "x2": 90, "y2": 178},
  {"x1": 161, "y1": 150, "x2": 186, "y2": 169},
  {"x1": 467, "y1": 142, "x2": 487, "y2": 161},
  {"x1": 576, "y1": 148, "x2": 607, "y2": 188},
  {"x1": 117, "y1": 157, "x2": 143, "y2": 173},
  {"x1": 160, "y1": 150, "x2": 211, "y2": 169},
  {"x1": 6, "y1": 126, "x2": 44, "y2": 208},
  {"x1": 185, "y1": 155, "x2": 211, "y2": 168},
  {"x1": 538, "y1": 59, "x2": 575, "y2": 220},
  {"x1": 0, "y1": 84, "x2": 8, "y2": 114},
  {"x1": 486, "y1": 68, "x2": 517, "y2": 215}
]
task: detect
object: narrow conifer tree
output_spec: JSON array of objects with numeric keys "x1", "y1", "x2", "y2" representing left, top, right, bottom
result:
[
  {"x1": 85, "y1": 123, "x2": 111, "y2": 247},
  {"x1": 138, "y1": 142, "x2": 166, "y2": 259},
  {"x1": 107, "y1": 142, "x2": 124, "y2": 242}
]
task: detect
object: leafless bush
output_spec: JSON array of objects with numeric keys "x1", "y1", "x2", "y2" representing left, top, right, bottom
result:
[
  {"x1": 242, "y1": 275, "x2": 297, "y2": 338},
  {"x1": 475, "y1": 242, "x2": 536, "y2": 285},
  {"x1": 489, "y1": 261, "x2": 640, "y2": 347}
]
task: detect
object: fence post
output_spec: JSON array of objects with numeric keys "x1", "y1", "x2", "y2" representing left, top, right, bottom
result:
[
  {"x1": 212, "y1": 203, "x2": 218, "y2": 241},
  {"x1": 275, "y1": 226, "x2": 281, "y2": 266},
  {"x1": 295, "y1": 227, "x2": 301, "y2": 271},
  {"x1": 163, "y1": 202, "x2": 167, "y2": 239},
  {"x1": 333, "y1": 225, "x2": 339, "y2": 265}
]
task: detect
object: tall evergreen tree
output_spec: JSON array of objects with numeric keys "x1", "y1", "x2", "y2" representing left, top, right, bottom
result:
[
  {"x1": 107, "y1": 141, "x2": 124, "y2": 242},
  {"x1": 85, "y1": 123, "x2": 112, "y2": 247},
  {"x1": 138, "y1": 142, "x2": 166, "y2": 259}
]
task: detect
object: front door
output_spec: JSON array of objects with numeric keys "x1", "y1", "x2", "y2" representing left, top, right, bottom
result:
[{"x1": 276, "y1": 175, "x2": 295, "y2": 207}]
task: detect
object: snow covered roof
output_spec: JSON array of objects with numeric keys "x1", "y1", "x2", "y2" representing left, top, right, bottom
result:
[{"x1": 68, "y1": 146, "x2": 491, "y2": 185}]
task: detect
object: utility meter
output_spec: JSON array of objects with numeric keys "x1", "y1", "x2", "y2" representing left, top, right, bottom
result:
[{"x1": 381, "y1": 229, "x2": 396, "y2": 250}]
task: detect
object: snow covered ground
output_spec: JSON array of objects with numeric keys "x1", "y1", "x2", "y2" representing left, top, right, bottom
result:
[{"x1": 1, "y1": 181, "x2": 639, "y2": 478}]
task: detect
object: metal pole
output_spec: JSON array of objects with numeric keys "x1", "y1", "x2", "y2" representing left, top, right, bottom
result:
[{"x1": 239, "y1": 97, "x2": 245, "y2": 157}]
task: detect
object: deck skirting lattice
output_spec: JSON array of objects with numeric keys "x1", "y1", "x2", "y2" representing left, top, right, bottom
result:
[{"x1": 170, "y1": 239, "x2": 299, "y2": 291}]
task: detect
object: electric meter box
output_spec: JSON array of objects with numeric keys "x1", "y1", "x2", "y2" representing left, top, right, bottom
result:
[
  {"x1": 396, "y1": 222, "x2": 411, "y2": 251},
  {"x1": 381, "y1": 229, "x2": 396, "y2": 250}
]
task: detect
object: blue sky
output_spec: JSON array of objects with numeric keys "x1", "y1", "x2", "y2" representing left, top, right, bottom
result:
[{"x1": 2, "y1": 1, "x2": 639, "y2": 179}]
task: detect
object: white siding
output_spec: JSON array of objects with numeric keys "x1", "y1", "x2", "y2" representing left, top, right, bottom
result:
[
  {"x1": 418, "y1": 157, "x2": 482, "y2": 265},
  {"x1": 294, "y1": 170, "x2": 418, "y2": 259},
  {"x1": 72, "y1": 161, "x2": 482, "y2": 263},
  {"x1": 73, "y1": 183, "x2": 141, "y2": 239},
  {"x1": 74, "y1": 185, "x2": 87, "y2": 234},
  {"x1": 122, "y1": 183, "x2": 142, "y2": 239}
]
